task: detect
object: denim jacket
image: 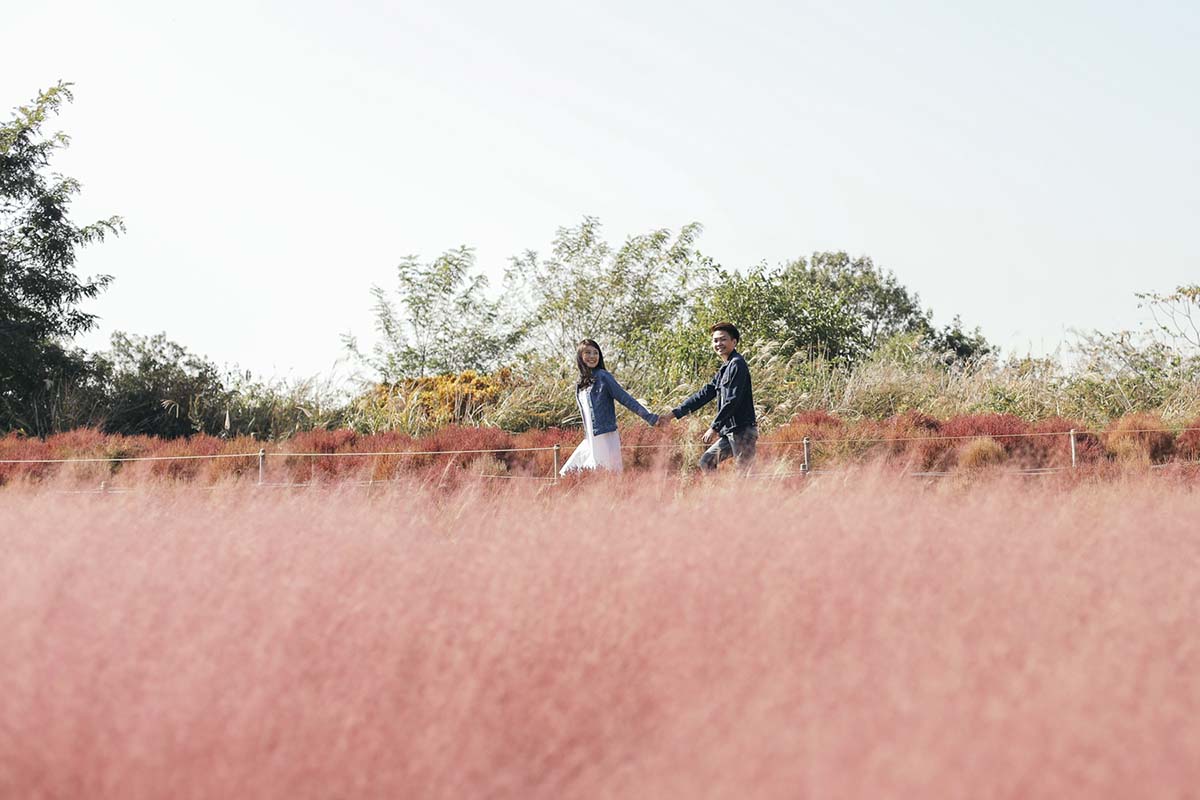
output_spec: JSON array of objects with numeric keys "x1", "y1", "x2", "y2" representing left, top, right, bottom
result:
[
  {"x1": 578, "y1": 369, "x2": 659, "y2": 436},
  {"x1": 671, "y1": 351, "x2": 756, "y2": 434}
]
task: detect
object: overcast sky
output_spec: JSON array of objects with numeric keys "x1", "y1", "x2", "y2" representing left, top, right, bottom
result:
[{"x1": 6, "y1": 0, "x2": 1198, "y2": 380}]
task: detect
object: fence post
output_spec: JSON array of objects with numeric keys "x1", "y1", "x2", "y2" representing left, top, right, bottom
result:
[
  {"x1": 553, "y1": 444, "x2": 561, "y2": 483},
  {"x1": 801, "y1": 436, "x2": 811, "y2": 474},
  {"x1": 258, "y1": 448, "x2": 266, "y2": 485},
  {"x1": 1069, "y1": 429, "x2": 1077, "y2": 469}
]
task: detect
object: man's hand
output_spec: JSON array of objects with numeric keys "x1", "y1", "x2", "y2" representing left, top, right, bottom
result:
[
  {"x1": 702, "y1": 428, "x2": 717, "y2": 445},
  {"x1": 657, "y1": 411, "x2": 674, "y2": 427}
]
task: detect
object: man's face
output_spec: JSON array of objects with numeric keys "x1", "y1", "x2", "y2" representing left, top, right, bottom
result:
[{"x1": 711, "y1": 330, "x2": 734, "y2": 359}]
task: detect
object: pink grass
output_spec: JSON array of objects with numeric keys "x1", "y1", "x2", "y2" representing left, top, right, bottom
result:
[{"x1": 1, "y1": 472, "x2": 1198, "y2": 797}]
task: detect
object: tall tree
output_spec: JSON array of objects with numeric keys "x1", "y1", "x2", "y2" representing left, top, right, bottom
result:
[
  {"x1": 787, "y1": 251, "x2": 992, "y2": 365},
  {"x1": 346, "y1": 246, "x2": 510, "y2": 381},
  {"x1": 686, "y1": 262, "x2": 867, "y2": 366},
  {"x1": 92, "y1": 332, "x2": 228, "y2": 438},
  {"x1": 787, "y1": 252, "x2": 931, "y2": 347},
  {"x1": 504, "y1": 217, "x2": 716, "y2": 369},
  {"x1": 0, "y1": 82, "x2": 122, "y2": 434}
]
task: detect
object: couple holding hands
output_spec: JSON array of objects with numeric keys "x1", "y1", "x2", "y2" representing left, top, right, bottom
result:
[{"x1": 560, "y1": 323, "x2": 758, "y2": 476}]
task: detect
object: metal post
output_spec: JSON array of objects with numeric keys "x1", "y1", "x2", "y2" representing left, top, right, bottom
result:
[
  {"x1": 258, "y1": 448, "x2": 266, "y2": 485},
  {"x1": 802, "y1": 436, "x2": 811, "y2": 474},
  {"x1": 1069, "y1": 429, "x2": 1077, "y2": 469},
  {"x1": 553, "y1": 444, "x2": 561, "y2": 483}
]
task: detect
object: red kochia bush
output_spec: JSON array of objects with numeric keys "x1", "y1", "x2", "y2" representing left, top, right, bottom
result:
[
  {"x1": 279, "y1": 429, "x2": 362, "y2": 482},
  {"x1": 401, "y1": 425, "x2": 519, "y2": 479},
  {"x1": 140, "y1": 434, "x2": 225, "y2": 482},
  {"x1": 936, "y1": 412, "x2": 1022, "y2": 462},
  {"x1": 616, "y1": 422, "x2": 682, "y2": 471},
  {"x1": 880, "y1": 410, "x2": 944, "y2": 470},
  {"x1": 0, "y1": 432, "x2": 53, "y2": 484},
  {"x1": 44, "y1": 427, "x2": 117, "y2": 458},
  {"x1": 939, "y1": 413, "x2": 1030, "y2": 447},
  {"x1": 1029, "y1": 416, "x2": 1102, "y2": 468},
  {"x1": 287, "y1": 428, "x2": 359, "y2": 454},
  {"x1": 511, "y1": 427, "x2": 579, "y2": 477},
  {"x1": 1106, "y1": 413, "x2": 1175, "y2": 464},
  {"x1": 1175, "y1": 417, "x2": 1200, "y2": 462},
  {"x1": 8, "y1": 410, "x2": 1200, "y2": 488},
  {"x1": 764, "y1": 409, "x2": 846, "y2": 462},
  {"x1": 354, "y1": 431, "x2": 416, "y2": 482}
]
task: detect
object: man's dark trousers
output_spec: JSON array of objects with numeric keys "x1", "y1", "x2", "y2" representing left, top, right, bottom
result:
[{"x1": 698, "y1": 426, "x2": 759, "y2": 471}]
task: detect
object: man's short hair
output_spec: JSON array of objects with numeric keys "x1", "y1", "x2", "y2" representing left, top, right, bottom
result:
[{"x1": 710, "y1": 322, "x2": 740, "y2": 342}]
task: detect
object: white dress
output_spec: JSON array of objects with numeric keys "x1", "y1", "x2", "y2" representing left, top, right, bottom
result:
[{"x1": 560, "y1": 387, "x2": 624, "y2": 474}]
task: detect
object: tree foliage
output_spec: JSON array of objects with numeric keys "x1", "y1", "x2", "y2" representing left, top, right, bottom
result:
[
  {"x1": 1138, "y1": 284, "x2": 1200, "y2": 351},
  {"x1": 93, "y1": 332, "x2": 228, "y2": 437},
  {"x1": 91, "y1": 332, "x2": 345, "y2": 439},
  {"x1": 701, "y1": 261, "x2": 867, "y2": 363},
  {"x1": 352, "y1": 221, "x2": 997, "y2": 401},
  {"x1": 0, "y1": 82, "x2": 123, "y2": 434},
  {"x1": 503, "y1": 216, "x2": 716, "y2": 370},
  {"x1": 786, "y1": 252, "x2": 930, "y2": 347},
  {"x1": 346, "y1": 247, "x2": 509, "y2": 381},
  {"x1": 927, "y1": 315, "x2": 993, "y2": 367}
]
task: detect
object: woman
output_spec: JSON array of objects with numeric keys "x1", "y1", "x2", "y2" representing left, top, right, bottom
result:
[{"x1": 560, "y1": 339, "x2": 659, "y2": 475}]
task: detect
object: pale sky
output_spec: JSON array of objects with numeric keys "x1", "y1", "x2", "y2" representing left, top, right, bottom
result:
[{"x1": 6, "y1": 0, "x2": 1198, "y2": 381}]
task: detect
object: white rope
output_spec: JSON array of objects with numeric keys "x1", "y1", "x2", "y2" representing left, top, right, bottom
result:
[
  {"x1": 4, "y1": 426, "x2": 1197, "y2": 466},
  {"x1": 780, "y1": 426, "x2": 1200, "y2": 446},
  {"x1": 477, "y1": 474, "x2": 556, "y2": 481},
  {"x1": 0, "y1": 444, "x2": 559, "y2": 465},
  {"x1": 0, "y1": 452, "x2": 259, "y2": 464},
  {"x1": 279, "y1": 446, "x2": 558, "y2": 458},
  {"x1": 41, "y1": 459, "x2": 1200, "y2": 495}
]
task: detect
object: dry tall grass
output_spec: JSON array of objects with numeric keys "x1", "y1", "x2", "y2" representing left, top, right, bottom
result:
[{"x1": 2, "y1": 472, "x2": 1197, "y2": 798}]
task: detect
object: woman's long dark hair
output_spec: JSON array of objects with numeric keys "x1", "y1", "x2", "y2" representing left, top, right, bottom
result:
[{"x1": 575, "y1": 339, "x2": 607, "y2": 390}]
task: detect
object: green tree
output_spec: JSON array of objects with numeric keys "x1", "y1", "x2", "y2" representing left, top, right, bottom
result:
[
  {"x1": 685, "y1": 261, "x2": 867, "y2": 366},
  {"x1": 0, "y1": 82, "x2": 123, "y2": 434},
  {"x1": 928, "y1": 315, "x2": 993, "y2": 367},
  {"x1": 91, "y1": 332, "x2": 346, "y2": 439},
  {"x1": 93, "y1": 332, "x2": 229, "y2": 437},
  {"x1": 785, "y1": 251, "x2": 992, "y2": 366},
  {"x1": 786, "y1": 252, "x2": 931, "y2": 347},
  {"x1": 346, "y1": 246, "x2": 510, "y2": 381},
  {"x1": 504, "y1": 217, "x2": 717, "y2": 369}
]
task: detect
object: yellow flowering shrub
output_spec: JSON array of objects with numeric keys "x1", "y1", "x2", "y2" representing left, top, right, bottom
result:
[{"x1": 350, "y1": 369, "x2": 513, "y2": 434}]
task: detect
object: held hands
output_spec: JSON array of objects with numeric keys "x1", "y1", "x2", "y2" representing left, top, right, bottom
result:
[{"x1": 655, "y1": 411, "x2": 675, "y2": 428}]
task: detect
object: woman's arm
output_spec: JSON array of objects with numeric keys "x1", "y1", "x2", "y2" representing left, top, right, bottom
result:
[{"x1": 600, "y1": 371, "x2": 659, "y2": 426}]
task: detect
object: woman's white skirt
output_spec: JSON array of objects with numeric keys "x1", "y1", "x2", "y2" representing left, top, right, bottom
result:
[{"x1": 560, "y1": 430, "x2": 623, "y2": 474}]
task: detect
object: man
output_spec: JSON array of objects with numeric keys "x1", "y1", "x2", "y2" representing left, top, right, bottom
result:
[{"x1": 662, "y1": 322, "x2": 758, "y2": 471}]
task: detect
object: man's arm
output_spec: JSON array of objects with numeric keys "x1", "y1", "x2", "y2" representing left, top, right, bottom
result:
[{"x1": 671, "y1": 375, "x2": 717, "y2": 419}]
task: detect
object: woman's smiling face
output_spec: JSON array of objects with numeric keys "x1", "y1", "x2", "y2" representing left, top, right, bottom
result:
[{"x1": 580, "y1": 345, "x2": 601, "y2": 369}]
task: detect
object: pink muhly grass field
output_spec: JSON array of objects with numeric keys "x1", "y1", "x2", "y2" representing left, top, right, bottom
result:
[{"x1": 1, "y1": 472, "x2": 1198, "y2": 798}]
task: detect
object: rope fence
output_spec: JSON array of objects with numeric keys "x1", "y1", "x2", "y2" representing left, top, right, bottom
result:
[{"x1": 4, "y1": 425, "x2": 1199, "y2": 491}]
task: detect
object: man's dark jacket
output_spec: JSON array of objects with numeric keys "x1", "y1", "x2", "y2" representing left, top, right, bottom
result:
[{"x1": 671, "y1": 351, "x2": 756, "y2": 434}]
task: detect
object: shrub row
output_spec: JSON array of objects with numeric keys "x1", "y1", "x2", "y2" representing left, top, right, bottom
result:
[{"x1": 3, "y1": 411, "x2": 1199, "y2": 487}]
